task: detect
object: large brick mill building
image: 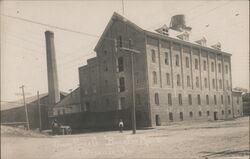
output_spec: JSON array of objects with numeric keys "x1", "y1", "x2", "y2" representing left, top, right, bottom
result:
[{"x1": 52, "y1": 12, "x2": 243, "y2": 127}]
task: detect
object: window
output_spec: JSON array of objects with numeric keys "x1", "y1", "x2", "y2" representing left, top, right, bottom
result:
[
  {"x1": 214, "y1": 95, "x2": 217, "y2": 105},
  {"x1": 218, "y1": 63, "x2": 221, "y2": 73},
  {"x1": 187, "y1": 75, "x2": 191, "y2": 87},
  {"x1": 57, "y1": 109, "x2": 60, "y2": 115},
  {"x1": 177, "y1": 74, "x2": 181, "y2": 86},
  {"x1": 207, "y1": 111, "x2": 210, "y2": 116},
  {"x1": 136, "y1": 94, "x2": 141, "y2": 105},
  {"x1": 225, "y1": 65, "x2": 228, "y2": 74},
  {"x1": 169, "y1": 112, "x2": 173, "y2": 121},
  {"x1": 155, "y1": 93, "x2": 159, "y2": 105},
  {"x1": 178, "y1": 94, "x2": 182, "y2": 105},
  {"x1": 165, "y1": 52, "x2": 169, "y2": 65},
  {"x1": 85, "y1": 102, "x2": 90, "y2": 111},
  {"x1": 228, "y1": 96, "x2": 231, "y2": 104},
  {"x1": 153, "y1": 71, "x2": 157, "y2": 84},
  {"x1": 104, "y1": 50, "x2": 107, "y2": 56},
  {"x1": 176, "y1": 54, "x2": 179, "y2": 66},
  {"x1": 204, "y1": 78, "x2": 208, "y2": 88},
  {"x1": 105, "y1": 98, "x2": 109, "y2": 107},
  {"x1": 168, "y1": 93, "x2": 172, "y2": 105},
  {"x1": 212, "y1": 79, "x2": 215, "y2": 89},
  {"x1": 196, "y1": 77, "x2": 199, "y2": 88},
  {"x1": 211, "y1": 62, "x2": 214, "y2": 72},
  {"x1": 119, "y1": 77, "x2": 125, "y2": 92},
  {"x1": 237, "y1": 96, "x2": 239, "y2": 104},
  {"x1": 118, "y1": 57, "x2": 124, "y2": 72},
  {"x1": 166, "y1": 73, "x2": 170, "y2": 85},
  {"x1": 221, "y1": 95, "x2": 224, "y2": 104},
  {"x1": 206, "y1": 95, "x2": 209, "y2": 105},
  {"x1": 188, "y1": 94, "x2": 192, "y2": 105},
  {"x1": 199, "y1": 111, "x2": 202, "y2": 117},
  {"x1": 92, "y1": 85, "x2": 97, "y2": 94},
  {"x1": 221, "y1": 110, "x2": 224, "y2": 115},
  {"x1": 180, "y1": 112, "x2": 183, "y2": 121},
  {"x1": 195, "y1": 59, "x2": 198, "y2": 69},
  {"x1": 219, "y1": 79, "x2": 222, "y2": 89},
  {"x1": 119, "y1": 35, "x2": 123, "y2": 47},
  {"x1": 228, "y1": 110, "x2": 231, "y2": 114},
  {"x1": 189, "y1": 112, "x2": 193, "y2": 118},
  {"x1": 105, "y1": 80, "x2": 108, "y2": 87},
  {"x1": 185, "y1": 57, "x2": 189, "y2": 68},
  {"x1": 203, "y1": 60, "x2": 207, "y2": 71},
  {"x1": 197, "y1": 94, "x2": 201, "y2": 105},
  {"x1": 151, "y1": 50, "x2": 156, "y2": 63},
  {"x1": 226, "y1": 80, "x2": 229, "y2": 90},
  {"x1": 103, "y1": 61, "x2": 108, "y2": 72},
  {"x1": 119, "y1": 97, "x2": 126, "y2": 109}
]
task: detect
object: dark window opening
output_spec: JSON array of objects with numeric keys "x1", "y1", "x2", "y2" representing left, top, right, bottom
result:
[
  {"x1": 119, "y1": 77, "x2": 125, "y2": 92},
  {"x1": 188, "y1": 94, "x2": 192, "y2": 105},
  {"x1": 169, "y1": 112, "x2": 173, "y2": 122},
  {"x1": 168, "y1": 93, "x2": 172, "y2": 105},
  {"x1": 189, "y1": 112, "x2": 193, "y2": 118},
  {"x1": 178, "y1": 94, "x2": 182, "y2": 105},
  {"x1": 180, "y1": 112, "x2": 183, "y2": 121},
  {"x1": 155, "y1": 93, "x2": 159, "y2": 105},
  {"x1": 118, "y1": 56, "x2": 124, "y2": 72}
]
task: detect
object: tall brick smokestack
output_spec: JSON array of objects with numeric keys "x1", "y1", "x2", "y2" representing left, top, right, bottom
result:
[{"x1": 45, "y1": 31, "x2": 60, "y2": 105}]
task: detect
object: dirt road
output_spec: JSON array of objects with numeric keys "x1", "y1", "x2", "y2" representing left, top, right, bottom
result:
[{"x1": 1, "y1": 117, "x2": 249, "y2": 159}]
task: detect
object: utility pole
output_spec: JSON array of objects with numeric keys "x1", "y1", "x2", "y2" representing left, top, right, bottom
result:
[
  {"x1": 37, "y1": 91, "x2": 42, "y2": 131},
  {"x1": 20, "y1": 85, "x2": 30, "y2": 130},
  {"x1": 116, "y1": 39, "x2": 140, "y2": 134}
]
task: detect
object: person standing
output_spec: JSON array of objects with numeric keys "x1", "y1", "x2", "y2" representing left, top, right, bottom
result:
[{"x1": 119, "y1": 119, "x2": 124, "y2": 133}]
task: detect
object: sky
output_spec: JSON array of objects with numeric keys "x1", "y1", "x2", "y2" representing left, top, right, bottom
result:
[{"x1": 1, "y1": 0, "x2": 249, "y2": 101}]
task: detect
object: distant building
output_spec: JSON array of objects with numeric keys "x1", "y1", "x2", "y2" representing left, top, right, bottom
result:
[
  {"x1": 53, "y1": 12, "x2": 242, "y2": 127},
  {"x1": 242, "y1": 93, "x2": 250, "y2": 116},
  {"x1": 1, "y1": 93, "x2": 67, "y2": 130}
]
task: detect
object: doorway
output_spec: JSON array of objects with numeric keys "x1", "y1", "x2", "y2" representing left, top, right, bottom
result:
[
  {"x1": 214, "y1": 112, "x2": 218, "y2": 120},
  {"x1": 155, "y1": 115, "x2": 161, "y2": 126}
]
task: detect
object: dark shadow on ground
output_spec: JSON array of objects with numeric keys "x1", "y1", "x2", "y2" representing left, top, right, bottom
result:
[{"x1": 200, "y1": 150, "x2": 250, "y2": 157}]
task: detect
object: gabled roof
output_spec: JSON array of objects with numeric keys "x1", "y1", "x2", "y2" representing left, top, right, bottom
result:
[
  {"x1": 94, "y1": 12, "x2": 231, "y2": 56},
  {"x1": 94, "y1": 12, "x2": 143, "y2": 52},
  {"x1": 1, "y1": 92, "x2": 68, "y2": 111}
]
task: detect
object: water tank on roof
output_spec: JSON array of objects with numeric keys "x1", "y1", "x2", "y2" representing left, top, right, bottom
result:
[
  {"x1": 170, "y1": 14, "x2": 191, "y2": 32},
  {"x1": 170, "y1": 15, "x2": 186, "y2": 27}
]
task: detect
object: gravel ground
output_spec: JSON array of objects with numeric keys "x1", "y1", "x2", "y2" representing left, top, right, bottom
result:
[{"x1": 1, "y1": 117, "x2": 249, "y2": 159}]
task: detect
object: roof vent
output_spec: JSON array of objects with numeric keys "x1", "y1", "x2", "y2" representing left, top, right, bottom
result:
[
  {"x1": 169, "y1": 15, "x2": 192, "y2": 32},
  {"x1": 211, "y1": 42, "x2": 221, "y2": 50},
  {"x1": 155, "y1": 24, "x2": 169, "y2": 36},
  {"x1": 195, "y1": 37, "x2": 207, "y2": 46},
  {"x1": 177, "y1": 31, "x2": 189, "y2": 41}
]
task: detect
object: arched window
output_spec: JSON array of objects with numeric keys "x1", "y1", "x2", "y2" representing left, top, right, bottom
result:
[
  {"x1": 166, "y1": 73, "x2": 170, "y2": 85},
  {"x1": 169, "y1": 112, "x2": 173, "y2": 121},
  {"x1": 180, "y1": 112, "x2": 183, "y2": 121},
  {"x1": 177, "y1": 74, "x2": 181, "y2": 86},
  {"x1": 153, "y1": 71, "x2": 157, "y2": 84},
  {"x1": 204, "y1": 78, "x2": 208, "y2": 88},
  {"x1": 119, "y1": 77, "x2": 125, "y2": 92},
  {"x1": 203, "y1": 60, "x2": 207, "y2": 71},
  {"x1": 155, "y1": 93, "x2": 159, "y2": 105},
  {"x1": 185, "y1": 57, "x2": 189, "y2": 68},
  {"x1": 197, "y1": 94, "x2": 201, "y2": 105},
  {"x1": 221, "y1": 95, "x2": 224, "y2": 104},
  {"x1": 176, "y1": 54, "x2": 179, "y2": 66},
  {"x1": 211, "y1": 62, "x2": 214, "y2": 72},
  {"x1": 195, "y1": 59, "x2": 198, "y2": 69},
  {"x1": 206, "y1": 95, "x2": 209, "y2": 105},
  {"x1": 196, "y1": 76, "x2": 199, "y2": 88},
  {"x1": 199, "y1": 111, "x2": 202, "y2": 117},
  {"x1": 117, "y1": 56, "x2": 124, "y2": 72},
  {"x1": 178, "y1": 94, "x2": 182, "y2": 105},
  {"x1": 189, "y1": 112, "x2": 193, "y2": 118},
  {"x1": 165, "y1": 52, "x2": 169, "y2": 65},
  {"x1": 168, "y1": 93, "x2": 172, "y2": 105},
  {"x1": 187, "y1": 75, "x2": 191, "y2": 87},
  {"x1": 214, "y1": 95, "x2": 217, "y2": 105},
  {"x1": 151, "y1": 50, "x2": 156, "y2": 63}
]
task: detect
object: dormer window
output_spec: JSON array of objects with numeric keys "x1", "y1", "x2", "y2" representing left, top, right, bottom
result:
[{"x1": 155, "y1": 24, "x2": 169, "y2": 36}]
